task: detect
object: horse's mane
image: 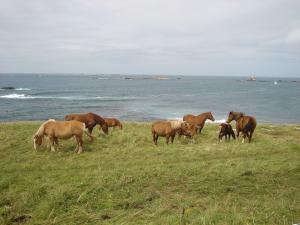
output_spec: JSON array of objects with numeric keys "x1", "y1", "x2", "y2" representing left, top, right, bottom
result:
[
  {"x1": 198, "y1": 112, "x2": 211, "y2": 117},
  {"x1": 92, "y1": 113, "x2": 106, "y2": 126},
  {"x1": 35, "y1": 119, "x2": 55, "y2": 137}
]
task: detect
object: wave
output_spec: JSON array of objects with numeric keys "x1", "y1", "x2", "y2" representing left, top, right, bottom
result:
[
  {"x1": 0, "y1": 87, "x2": 31, "y2": 91},
  {"x1": 0, "y1": 93, "x2": 140, "y2": 101},
  {"x1": 0, "y1": 94, "x2": 34, "y2": 99},
  {"x1": 15, "y1": 88, "x2": 31, "y2": 91}
]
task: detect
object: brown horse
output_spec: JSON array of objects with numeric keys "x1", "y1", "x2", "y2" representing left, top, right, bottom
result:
[
  {"x1": 226, "y1": 111, "x2": 256, "y2": 143},
  {"x1": 65, "y1": 112, "x2": 108, "y2": 139},
  {"x1": 152, "y1": 121, "x2": 196, "y2": 145},
  {"x1": 103, "y1": 117, "x2": 123, "y2": 130},
  {"x1": 33, "y1": 119, "x2": 92, "y2": 154},
  {"x1": 183, "y1": 112, "x2": 215, "y2": 133}
]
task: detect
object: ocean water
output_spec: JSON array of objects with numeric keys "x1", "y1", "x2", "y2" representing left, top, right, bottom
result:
[{"x1": 1, "y1": 74, "x2": 300, "y2": 123}]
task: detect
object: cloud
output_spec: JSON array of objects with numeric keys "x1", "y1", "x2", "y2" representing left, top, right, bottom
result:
[
  {"x1": 0, "y1": 0, "x2": 299, "y2": 76},
  {"x1": 286, "y1": 29, "x2": 300, "y2": 45}
]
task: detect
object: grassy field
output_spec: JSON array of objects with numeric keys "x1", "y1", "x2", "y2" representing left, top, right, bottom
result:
[{"x1": 0, "y1": 122, "x2": 299, "y2": 225}]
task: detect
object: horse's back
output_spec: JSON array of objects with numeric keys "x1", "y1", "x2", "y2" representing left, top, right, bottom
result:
[
  {"x1": 45, "y1": 120, "x2": 85, "y2": 137},
  {"x1": 152, "y1": 121, "x2": 172, "y2": 135},
  {"x1": 183, "y1": 114, "x2": 197, "y2": 123}
]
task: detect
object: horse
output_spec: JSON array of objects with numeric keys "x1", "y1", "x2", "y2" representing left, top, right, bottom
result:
[
  {"x1": 168, "y1": 120, "x2": 197, "y2": 137},
  {"x1": 218, "y1": 123, "x2": 236, "y2": 142},
  {"x1": 33, "y1": 119, "x2": 92, "y2": 154},
  {"x1": 183, "y1": 112, "x2": 215, "y2": 133},
  {"x1": 152, "y1": 120, "x2": 197, "y2": 145},
  {"x1": 65, "y1": 112, "x2": 108, "y2": 139},
  {"x1": 103, "y1": 117, "x2": 123, "y2": 130},
  {"x1": 226, "y1": 111, "x2": 256, "y2": 143}
]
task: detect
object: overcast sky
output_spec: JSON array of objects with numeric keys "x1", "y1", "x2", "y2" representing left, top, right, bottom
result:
[{"x1": 0, "y1": 0, "x2": 299, "y2": 76}]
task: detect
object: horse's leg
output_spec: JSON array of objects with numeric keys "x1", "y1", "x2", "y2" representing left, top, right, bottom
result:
[
  {"x1": 166, "y1": 135, "x2": 170, "y2": 144},
  {"x1": 75, "y1": 135, "x2": 83, "y2": 154},
  {"x1": 49, "y1": 136, "x2": 56, "y2": 152},
  {"x1": 54, "y1": 137, "x2": 59, "y2": 146},
  {"x1": 152, "y1": 132, "x2": 156, "y2": 144},
  {"x1": 155, "y1": 134, "x2": 159, "y2": 145},
  {"x1": 171, "y1": 134, "x2": 175, "y2": 144},
  {"x1": 236, "y1": 128, "x2": 240, "y2": 138},
  {"x1": 219, "y1": 134, "x2": 222, "y2": 142},
  {"x1": 247, "y1": 131, "x2": 251, "y2": 143},
  {"x1": 87, "y1": 126, "x2": 94, "y2": 141},
  {"x1": 249, "y1": 130, "x2": 254, "y2": 143},
  {"x1": 242, "y1": 132, "x2": 247, "y2": 144}
]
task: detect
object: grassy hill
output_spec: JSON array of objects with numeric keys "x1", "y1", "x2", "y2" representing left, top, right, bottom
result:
[{"x1": 0, "y1": 122, "x2": 299, "y2": 225}]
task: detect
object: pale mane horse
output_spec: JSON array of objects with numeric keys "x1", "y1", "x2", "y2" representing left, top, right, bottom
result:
[{"x1": 33, "y1": 119, "x2": 91, "y2": 154}]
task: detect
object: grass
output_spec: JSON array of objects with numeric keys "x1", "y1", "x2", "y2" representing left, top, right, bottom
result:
[{"x1": 0, "y1": 122, "x2": 299, "y2": 225}]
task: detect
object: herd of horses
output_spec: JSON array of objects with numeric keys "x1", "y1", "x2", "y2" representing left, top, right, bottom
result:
[{"x1": 33, "y1": 111, "x2": 257, "y2": 153}]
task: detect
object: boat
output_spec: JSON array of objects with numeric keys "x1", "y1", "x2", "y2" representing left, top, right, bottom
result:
[{"x1": 247, "y1": 75, "x2": 256, "y2": 81}]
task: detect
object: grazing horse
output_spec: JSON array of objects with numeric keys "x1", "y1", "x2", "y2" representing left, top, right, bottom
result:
[
  {"x1": 183, "y1": 112, "x2": 215, "y2": 133},
  {"x1": 103, "y1": 117, "x2": 123, "y2": 130},
  {"x1": 218, "y1": 123, "x2": 236, "y2": 142},
  {"x1": 226, "y1": 111, "x2": 256, "y2": 143},
  {"x1": 65, "y1": 112, "x2": 108, "y2": 139},
  {"x1": 168, "y1": 120, "x2": 197, "y2": 138},
  {"x1": 152, "y1": 121, "x2": 197, "y2": 145},
  {"x1": 33, "y1": 119, "x2": 92, "y2": 153}
]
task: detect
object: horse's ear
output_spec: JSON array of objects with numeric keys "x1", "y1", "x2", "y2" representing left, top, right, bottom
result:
[{"x1": 241, "y1": 112, "x2": 244, "y2": 117}]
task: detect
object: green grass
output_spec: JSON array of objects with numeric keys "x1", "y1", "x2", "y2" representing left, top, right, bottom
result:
[{"x1": 0, "y1": 122, "x2": 299, "y2": 225}]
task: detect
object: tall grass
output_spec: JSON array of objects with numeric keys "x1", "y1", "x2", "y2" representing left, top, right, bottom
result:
[{"x1": 0, "y1": 122, "x2": 299, "y2": 225}]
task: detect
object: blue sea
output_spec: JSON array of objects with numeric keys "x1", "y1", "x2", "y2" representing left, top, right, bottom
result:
[{"x1": 1, "y1": 74, "x2": 300, "y2": 123}]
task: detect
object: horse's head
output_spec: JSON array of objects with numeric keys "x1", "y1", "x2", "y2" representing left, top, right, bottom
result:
[
  {"x1": 101, "y1": 122, "x2": 109, "y2": 135},
  {"x1": 65, "y1": 114, "x2": 72, "y2": 121},
  {"x1": 33, "y1": 134, "x2": 43, "y2": 150},
  {"x1": 227, "y1": 111, "x2": 244, "y2": 123},
  {"x1": 181, "y1": 122, "x2": 197, "y2": 137},
  {"x1": 208, "y1": 112, "x2": 215, "y2": 121}
]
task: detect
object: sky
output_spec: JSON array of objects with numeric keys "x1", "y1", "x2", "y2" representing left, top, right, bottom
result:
[{"x1": 0, "y1": 0, "x2": 299, "y2": 76}]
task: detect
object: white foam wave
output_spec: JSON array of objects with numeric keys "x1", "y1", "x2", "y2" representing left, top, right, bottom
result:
[
  {"x1": 0, "y1": 94, "x2": 139, "y2": 101},
  {"x1": 0, "y1": 94, "x2": 34, "y2": 99},
  {"x1": 15, "y1": 88, "x2": 31, "y2": 91}
]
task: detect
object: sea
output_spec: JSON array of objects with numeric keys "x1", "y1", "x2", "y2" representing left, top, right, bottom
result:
[{"x1": 1, "y1": 74, "x2": 300, "y2": 124}]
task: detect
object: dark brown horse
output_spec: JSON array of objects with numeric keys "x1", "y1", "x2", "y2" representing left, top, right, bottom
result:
[
  {"x1": 218, "y1": 123, "x2": 235, "y2": 142},
  {"x1": 226, "y1": 111, "x2": 256, "y2": 143},
  {"x1": 65, "y1": 112, "x2": 108, "y2": 139},
  {"x1": 183, "y1": 112, "x2": 215, "y2": 133}
]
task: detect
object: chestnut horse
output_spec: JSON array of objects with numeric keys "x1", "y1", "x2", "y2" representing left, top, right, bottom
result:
[
  {"x1": 183, "y1": 112, "x2": 215, "y2": 133},
  {"x1": 33, "y1": 119, "x2": 91, "y2": 153},
  {"x1": 226, "y1": 111, "x2": 256, "y2": 143},
  {"x1": 152, "y1": 121, "x2": 197, "y2": 145},
  {"x1": 65, "y1": 112, "x2": 108, "y2": 139},
  {"x1": 103, "y1": 117, "x2": 123, "y2": 130}
]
